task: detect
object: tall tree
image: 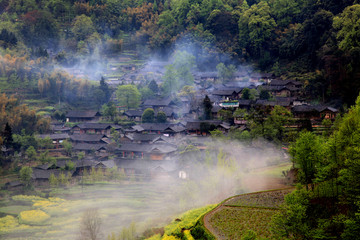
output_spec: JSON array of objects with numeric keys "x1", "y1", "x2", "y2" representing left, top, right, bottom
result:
[
  {"x1": 72, "y1": 14, "x2": 97, "y2": 41},
  {"x1": 20, "y1": 10, "x2": 59, "y2": 48},
  {"x1": 203, "y1": 95, "x2": 212, "y2": 120},
  {"x1": 161, "y1": 65, "x2": 179, "y2": 96},
  {"x1": 333, "y1": 4, "x2": 360, "y2": 52},
  {"x1": 216, "y1": 63, "x2": 236, "y2": 83},
  {"x1": 148, "y1": 80, "x2": 159, "y2": 94},
  {"x1": 238, "y1": 1, "x2": 277, "y2": 58},
  {"x1": 290, "y1": 131, "x2": 323, "y2": 190},
  {"x1": 172, "y1": 50, "x2": 196, "y2": 88},
  {"x1": 2, "y1": 122, "x2": 13, "y2": 150},
  {"x1": 116, "y1": 85, "x2": 141, "y2": 110},
  {"x1": 19, "y1": 166, "x2": 33, "y2": 188},
  {"x1": 79, "y1": 208, "x2": 102, "y2": 240}
]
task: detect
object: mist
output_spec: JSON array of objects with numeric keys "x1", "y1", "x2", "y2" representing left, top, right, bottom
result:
[
  {"x1": 1, "y1": 33, "x2": 288, "y2": 239},
  {"x1": 3, "y1": 136, "x2": 289, "y2": 240}
]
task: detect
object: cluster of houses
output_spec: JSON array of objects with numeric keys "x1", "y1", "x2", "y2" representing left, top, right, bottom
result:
[{"x1": 5, "y1": 70, "x2": 340, "y2": 188}]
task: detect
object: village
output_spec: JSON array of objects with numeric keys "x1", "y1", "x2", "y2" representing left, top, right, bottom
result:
[{"x1": 3, "y1": 62, "x2": 340, "y2": 191}]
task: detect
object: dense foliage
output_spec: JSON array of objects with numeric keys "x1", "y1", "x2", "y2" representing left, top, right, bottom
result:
[
  {"x1": 271, "y1": 93, "x2": 360, "y2": 239},
  {"x1": 0, "y1": 0, "x2": 358, "y2": 104}
]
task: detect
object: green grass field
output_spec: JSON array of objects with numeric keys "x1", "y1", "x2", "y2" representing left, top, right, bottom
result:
[
  {"x1": 210, "y1": 207, "x2": 279, "y2": 239},
  {"x1": 208, "y1": 188, "x2": 293, "y2": 239}
]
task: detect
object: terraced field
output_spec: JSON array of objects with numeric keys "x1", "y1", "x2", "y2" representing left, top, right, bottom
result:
[
  {"x1": 204, "y1": 188, "x2": 294, "y2": 240},
  {"x1": 0, "y1": 182, "x2": 198, "y2": 240}
]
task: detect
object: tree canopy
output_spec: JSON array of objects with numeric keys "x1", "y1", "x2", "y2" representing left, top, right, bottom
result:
[{"x1": 116, "y1": 85, "x2": 141, "y2": 110}]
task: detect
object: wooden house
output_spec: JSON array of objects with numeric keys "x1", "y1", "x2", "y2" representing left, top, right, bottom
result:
[
  {"x1": 142, "y1": 98, "x2": 175, "y2": 111},
  {"x1": 317, "y1": 106, "x2": 338, "y2": 120},
  {"x1": 131, "y1": 123, "x2": 186, "y2": 136},
  {"x1": 185, "y1": 120, "x2": 222, "y2": 135},
  {"x1": 291, "y1": 105, "x2": 339, "y2": 120},
  {"x1": 72, "y1": 143, "x2": 108, "y2": 155},
  {"x1": 212, "y1": 88, "x2": 242, "y2": 100},
  {"x1": 65, "y1": 110, "x2": 101, "y2": 122},
  {"x1": 237, "y1": 99, "x2": 252, "y2": 110},
  {"x1": 3, "y1": 181, "x2": 24, "y2": 191},
  {"x1": 123, "y1": 110, "x2": 143, "y2": 121},
  {"x1": 70, "y1": 134, "x2": 108, "y2": 144},
  {"x1": 261, "y1": 86, "x2": 293, "y2": 97},
  {"x1": 195, "y1": 72, "x2": 219, "y2": 82},
  {"x1": 211, "y1": 105, "x2": 222, "y2": 119},
  {"x1": 155, "y1": 107, "x2": 177, "y2": 121},
  {"x1": 269, "y1": 79, "x2": 302, "y2": 88},
  {"x1": 31, "y1": 168, "x2": 75, "y2": 186},
  {"x1": 116, "y1": 143, "x2": 177, "y2": 160},
  {"x1": 255, "y1": 99, "x2": 292, "y2": 110},
  {"x1": 73, "y1": 158, "x2": 100, "y2": 176},
  {"x1": 71, "y1": 123, "x2": 113, "y2": 135},
  {"x1": 124, "y1": 133, "x2": 170, "y2": 144}
]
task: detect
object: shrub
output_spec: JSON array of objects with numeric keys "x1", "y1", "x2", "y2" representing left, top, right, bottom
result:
[
  {"x1": 32, "y1": 197, "x2": 69, "y2": 216},
  {"x1": 18, "y1": 210, "x2": 50, "y2": 226},
  {"x1": 0, "y1": 215, "x2": 19, "y2": 233},
  {"x1": 184, "y1": 230, "x2": 195, "y2": 240},
  {"x1": 162, "y1": 234, "x2": 180, "y2": 240},
  {"x1": 145, "y1": 234, "x2": 161, "y2": 240},
  {"x1": 164, "y1": 205, "x2": 216, "y2": 237}
]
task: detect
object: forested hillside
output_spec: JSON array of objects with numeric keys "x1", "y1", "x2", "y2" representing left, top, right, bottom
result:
[
  {"x1": 2, "y1": 1, "x2": 360, "y2": 239},
  {"x1": 0, "y1": 0, "x2": 359, "y2": 105}
]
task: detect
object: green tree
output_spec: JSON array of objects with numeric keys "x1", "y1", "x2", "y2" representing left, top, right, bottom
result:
[
  {"x1": 331, "y1": 95, "x2": 360, "y2": 202},
  {"x1": 173, "y1": 50, "x2": 195, "y2": 86},
  {"x1": 99, "y1": 76, "x2": 111, "y2": 103},
  {"x1": 259, "y1": 89, "x2": 270, "y2": 100},
  {"x1": 238, "y1": 1, "x2": 277, "y2": 58},
  {"x1": 139, "y1": 87, "x2": 154, "y2": 101},
  {"x1": 156, "y1": 111, "x2": 167, "y2": 123},
  {"x1": 148, "y1": 80, "x2": 159, "y2": 93},
  {"x1": 242, "y1": 88, "x2": 250, "y2": 99},
  {"x1": 62, "y1": 140, "x2": 72, "y2": 156},
  {"x1": 58, "y1": 172, "x2": 69, "y2": 186},
  {"x1": 266, "y1": 105, "x2": 292, "y2": 141},
  {"x1": 72, "y1": 14, "x2": 97, "y2": 41},
  {"x1": 271, "y1": 187, "x2": 311, "y2": 239},
  {"x1": 101, "y1": 102, "x2": 117, "y2": 121},
  {"x1": 37, "y1": 137, "x2": 53, "y2": 149},
  {"x1": 333, "y1": 4, "x2": 360, "y2": 51},
  {"x1": 178, "y1": 85, "x2": 196, "y2": 99},
  {"x1": 210, "y1": 129, "x2": 225, "y2": 139},
  {"x1": 49, "y1": 173, "x2": 58, "y2": 187},
  {"x1": 290, "y1": 131, "x2": 323, "y2": 190},
  {"x1": 39, "y1": 150, "x2": 55, "y2": 164},
  {"x1": 20, "y1": 10, "x2": 59, "y2": 48},
  {"x1": 216, "y1": 63, "x2": 236, "y2": 83},
  {"x1": 20, "y1": 166, "x2": 33, "y2": 188},
  {"x1": 218, "y1": 109, "x2": 233, "y2": 122},
  {"x1": 25, "y1": 146, "x2": 37, "y2": 162},
  {"x1": 142, "y1": 108, "x2": 155, "y2": 123},
  {"x1": 161, "y1": 65, "x2": 179, "y2": 96},
  {"x1": 65, "y1": 161, "x2": 75, "y2": 171},
  {"x1": 116, "y1": 85, "x2": 141, "y2": 110},
  {"x1": 2, "y1": 123, "x2": 13, "y2": 150},
  {"x1": 203, "y1": 95, "x2": 212, "y2": 120},
  {"x1": 270, "y1": 0, "x2": 302, "y2": 28}
]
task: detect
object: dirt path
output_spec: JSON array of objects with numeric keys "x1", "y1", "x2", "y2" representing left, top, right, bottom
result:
[{"x1": 203, "y1": 176, "x2": 290, "y2": 240}]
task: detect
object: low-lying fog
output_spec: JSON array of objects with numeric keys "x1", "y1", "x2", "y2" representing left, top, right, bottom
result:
[{"x1": 5, "y1": 139, "x2": 289, "y2": 239}]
